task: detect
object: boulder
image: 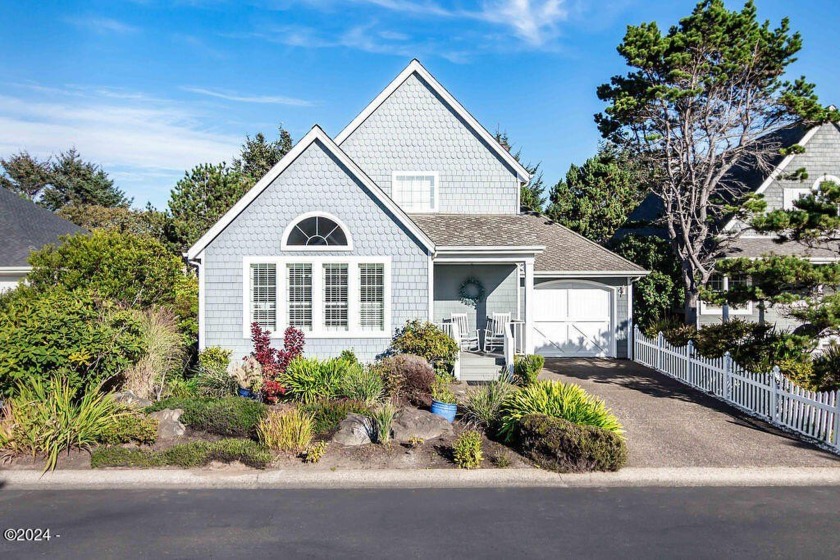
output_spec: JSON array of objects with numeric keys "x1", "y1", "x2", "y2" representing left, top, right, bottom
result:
[
  {"x1": 149, "y1": 408, "x2": 186, "y2": 440},
  {"x1": 114, "y1": 390, "x2": 153, "y2": 409},
  {"x1": 332, "y1": 413, "x2": 372, "y2": 446},
  {"x1": 392, "y1": 408, "x2": 454, "y2": 442}
]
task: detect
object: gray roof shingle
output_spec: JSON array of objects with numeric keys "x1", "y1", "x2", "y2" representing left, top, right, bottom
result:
[
  {"x1": 409, "y1": 213, "x2": 646, "y2": 273},
  {"x1": 724, "y1": 237, "x2": 840, "y2": 260},
  {"x1": 0, "y1": 188, "x2": 83, "y2": 267}
]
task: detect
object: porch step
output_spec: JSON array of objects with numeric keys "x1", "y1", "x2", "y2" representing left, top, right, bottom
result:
[{"x1": 459, "y1": 352, "x2": 505, "y2": 382}]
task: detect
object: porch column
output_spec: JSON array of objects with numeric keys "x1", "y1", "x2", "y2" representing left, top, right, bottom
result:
[{"x1": 524, "y1": 258, "x2": 535, "y2": 354}]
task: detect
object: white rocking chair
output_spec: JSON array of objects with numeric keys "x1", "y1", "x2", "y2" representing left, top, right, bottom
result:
[
  {"x1": 483, "y1": 312, "x2": 511, "y2": 353},
  {"x1": 451, "y1": 313, "x2": 479, "y2": 351}
]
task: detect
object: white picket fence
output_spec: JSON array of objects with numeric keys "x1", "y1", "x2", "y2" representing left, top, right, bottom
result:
[{"x1": 633, "y1": 325, "x2": 840, "y2": 453}]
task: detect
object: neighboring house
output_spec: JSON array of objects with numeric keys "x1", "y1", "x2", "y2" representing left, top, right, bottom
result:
[
  {"x1": 623, "y1": 121, "x2": 840, "y2": 330},
  {"x1": 0, "y1": 187, "x2": 82, "y2": 293},
  {"x1": 188, "y1": 60, "x2": 647, "y2": 379}
]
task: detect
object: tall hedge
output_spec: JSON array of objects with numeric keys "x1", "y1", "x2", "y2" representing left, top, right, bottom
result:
[
  {"x1": 0, "y1": 287, "x2": 145, "y2": 397},
  {"x1": 26, "y1": 230, "x2": 197, "y2": 338}
]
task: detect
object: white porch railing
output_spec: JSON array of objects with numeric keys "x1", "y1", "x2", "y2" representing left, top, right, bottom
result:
[
  {"x1": 503, "y1": 320, "x2": 526, "y2": 376},
  {"x1": 434, "y1": 322, "x2": 461, "y2": 380},
  {"x1": 633, "y1": 325, "x2": 840, "y2": 453}
]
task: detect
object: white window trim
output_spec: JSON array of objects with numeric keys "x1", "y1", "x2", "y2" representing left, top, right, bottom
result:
[
  {"x1": 699, "y1": 275, "x2": 753, "y2": 316},
  {"x1": 243, "y1": 256, "x2": 391, "y2": 339},
  {"x1": 391, "y1": 171, "x2": 439, "y2": 213},
  {"x1": 280, "y1": 211, "x2": 354, "y2": 252},
  {"x1": 782, "y1": 187, "x2": 813, "y2": 211},
  {"x1": 813, "y1": 175, "x2": 840, "y2": 190}
]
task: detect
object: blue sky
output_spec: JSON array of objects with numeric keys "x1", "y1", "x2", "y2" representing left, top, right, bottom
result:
[{"x1": 1, "y1": 0, "x2": 838, "y2": 209}]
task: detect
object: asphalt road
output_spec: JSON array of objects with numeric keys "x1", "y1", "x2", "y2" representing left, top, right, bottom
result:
[{"x1": 2, "y1": 487, "x2": 840, "y2": 559}]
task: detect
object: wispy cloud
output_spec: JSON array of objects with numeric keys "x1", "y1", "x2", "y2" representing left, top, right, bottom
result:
[
  {"x1": 181, "y1": 86, "x2": 314, "y2": 106},
  {"x1": 66, "y1": 16, "x2": 140, "y2": 34},
  {"x1": 0, "y1": 85, "x2": 242, "y2": 204}
]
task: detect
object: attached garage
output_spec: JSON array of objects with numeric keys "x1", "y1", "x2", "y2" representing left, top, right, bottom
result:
[{"x1": 532, "y1": 280, "x2": 616, "y2": 358}]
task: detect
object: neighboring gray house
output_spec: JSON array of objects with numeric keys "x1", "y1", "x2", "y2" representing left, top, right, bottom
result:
[
  {"x1": 624, "y1": 121, "x2": 840, "y2": 331},
  {"x1": 188, "y1": 60, "x2": 647, "y2": 379},
  {"x1": 0, "y1": 187, "x2": 82, "y2": 292}
]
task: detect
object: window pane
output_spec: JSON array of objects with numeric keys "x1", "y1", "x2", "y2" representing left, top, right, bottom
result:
[
  {"x1": 250, "y1": 263, "x2": 276, "y2": 331},
  {"x1": 286, "y1": 216, "x2": 348, "y2": 246},
  {"x1": 287, "y1": 263, "x2": 312, "y2": 330},
  {"x1": 393, "y1": 174, "x2": 435, "y2": 212},
  {"x1": 360, "y1": 263, "x2": 384, "y2": 330},
  {"x1": 323, "y1": 263, "x2": 348, "y2": 330}
]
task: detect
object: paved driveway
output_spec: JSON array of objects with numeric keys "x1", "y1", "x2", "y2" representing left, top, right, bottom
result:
[{"x1": 541, "y1": 359, "x2": 840, "y2": 468}]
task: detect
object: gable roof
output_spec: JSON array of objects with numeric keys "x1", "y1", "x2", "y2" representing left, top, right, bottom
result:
[
  {"x1": 335, "y1": 59, "x2": 532, "y2": 184},
  {"x1": 186, "y1": 126, "x2": 436, "y2": 260},
  {"x1": 410, "y1": 213, "x2": 647, "y2": 274},
  {"x1": 622, "y1": 123, "x2": 816, "y2": 234},
  {"x1": 0, "y1": 187, "x2": 83, "y2": 267}
]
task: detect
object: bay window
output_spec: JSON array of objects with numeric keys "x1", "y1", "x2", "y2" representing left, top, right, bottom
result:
[{"x1": 244, "y1": 257, "x2": 390, "y2": 337}]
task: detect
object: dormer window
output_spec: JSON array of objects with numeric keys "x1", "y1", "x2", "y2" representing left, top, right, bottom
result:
[
  {"x1": 281, "y1": 212, "x2": 353, "y2": 251},
  {"x1": 392, "y1": 172, "x2": 438, "y2": 212}
]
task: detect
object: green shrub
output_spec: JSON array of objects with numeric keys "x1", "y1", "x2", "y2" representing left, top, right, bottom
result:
[
  {"x1": 4, "y1": 377, "x2": 124, "y2": 471},
  {"x1": 198, "y1": 346, "x2": 232, "y2": 372},
  {"x1": 26, "y1": 229, "x2": 197, "y2": 337},
  {"x1": 367, "y1": 403, "x2": 397, "y2": 444},
  {"x1": 452, "y1": 429, "x2": 483, "y2": 469},
  {"x1": 91, "y1": 439, "x2": 272, "y2": 469},
  {"x1": 516, "y1": 414, "x2": 627, "y2": 473},
  {"x1": 162, "y1": 376, "x2": 199, "y2": 399},
  {"x1": 283, "y1": 357, "x2": 350, "y2": 404},
  {"x1": 337, "y1": 365, "x2": 384, "y2": 405},
  {"x1": 257, "y1": 408, "x2": 314, "y2": 453},
  {"x1": 431, "y1": 375, "x2": 456, "y2": 404},
  {"x1": 303, "y1": 441, "x2": 328, "y2": 463},
  {"x1": 90, "y1": 446, "x2": 160, "y2": 468},
  {"x1": 489, "y1": 450, "x2": 511, "y2": 468},
  {"x1": 513, "y1": 355, "x2": 544, "y2": 387},
  {"x1": 810, "y1": 344, "x2": 840, "y2": 392},
  {"x1": 462, "y1": 379, "x2": 516, "y2": 430},
  {"x1": 338, "y1": 349, "x2": 358, "y2": 365},
  {"x1": 646, "y1": 316, "x2": 696, "y2": 346},
  {"x1": 301, "y1": 399, "x2": 371, "y2": 435},
  {"x1": 146, "y1": 397, "x2": 267, "y2": 437},
  {"x1": 498, "y1": 380, "x2": 623, "y2": 442},
  {"x1": 97, "y1": 413, "x2": 158, "y2": 446},
  {"x1": 0, "y1": 286, "x2": 145, "y2": 397},
  {"x1": 373, "y1": 354, "x2": 436, "y2": 407},
  {"x1": 391, "y1": 320, "x2": 459, "y2": 374}
]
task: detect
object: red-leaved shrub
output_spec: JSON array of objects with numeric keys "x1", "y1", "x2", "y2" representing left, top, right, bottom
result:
[{"x1": 248, "y1": 323, "x2": 304, "y2": 403}]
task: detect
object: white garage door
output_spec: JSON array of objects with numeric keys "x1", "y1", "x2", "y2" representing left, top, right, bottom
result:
[{"x1": 532, "y1": 281, "x2": 614, "y2": 358}]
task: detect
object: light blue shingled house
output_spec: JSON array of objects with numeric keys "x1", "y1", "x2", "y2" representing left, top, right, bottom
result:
[{"x1": 187, "y1": 60, "x2": 647, "y2": 380}]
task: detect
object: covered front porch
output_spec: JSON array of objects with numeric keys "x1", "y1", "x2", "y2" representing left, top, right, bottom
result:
[{"x1": 430, "y1": 250, "x2": 535, "y2": 381}]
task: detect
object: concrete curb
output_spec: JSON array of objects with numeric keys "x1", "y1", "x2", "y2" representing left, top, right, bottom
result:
[{"x1": 4, "y1": 467, "x2": 840, "y2": 489}]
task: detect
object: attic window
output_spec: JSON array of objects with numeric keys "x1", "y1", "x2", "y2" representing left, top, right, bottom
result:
[
  {"x1": 282, "y1": 213, "x2": 352, "y2": 251},
  {"x1": 392, "y1": 172, "x2": 438, "y2": 212}
]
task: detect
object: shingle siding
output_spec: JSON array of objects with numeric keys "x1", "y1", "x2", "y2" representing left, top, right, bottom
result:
[
  {"x1": 762, "y1": 124, "x2": 840, "y2": 212},
  {"x1": 433, "y1": 264, "x2": 519, "y2": 335},
  {"x1": 340, "y1": 73, "x2": 520, "y2": 215},
  {"x1": 202, "y1": 139, "x2": 429, "y2": 363}
]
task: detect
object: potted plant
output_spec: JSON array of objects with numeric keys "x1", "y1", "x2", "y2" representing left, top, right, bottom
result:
[
  {"x1": 430, "y1": 375, "x2": 458, "y2": 422},
  {"x1": 231, "y1": 356, "x2": 262, "y2": 398}
]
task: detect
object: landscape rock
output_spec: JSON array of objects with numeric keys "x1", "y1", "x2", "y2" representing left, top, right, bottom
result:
[
  {"x1": 150, "y1": 408, "x2": 186, "y2": 440},
  {"x1": 332, "y1": 413, "x2": 372, "y2": 446},
  {"x1": 392, "y1": 408, "x2": 454, "y2": 442},
  {"x1": 114, "y1": 390, "x2": 153, "y2": 409}
]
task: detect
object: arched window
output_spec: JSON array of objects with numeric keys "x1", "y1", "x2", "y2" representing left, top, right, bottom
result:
[{"x1": 282, "y1": 213, "x2": 352, "y2": 250}]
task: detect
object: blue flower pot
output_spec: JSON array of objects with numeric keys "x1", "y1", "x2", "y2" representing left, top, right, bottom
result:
[
  {"x1": 237, "y1": 387, "x2": 253, "y2": 399},
  {"x1": 430, "y1": 400, "x2": 457, "y2": 423}
]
